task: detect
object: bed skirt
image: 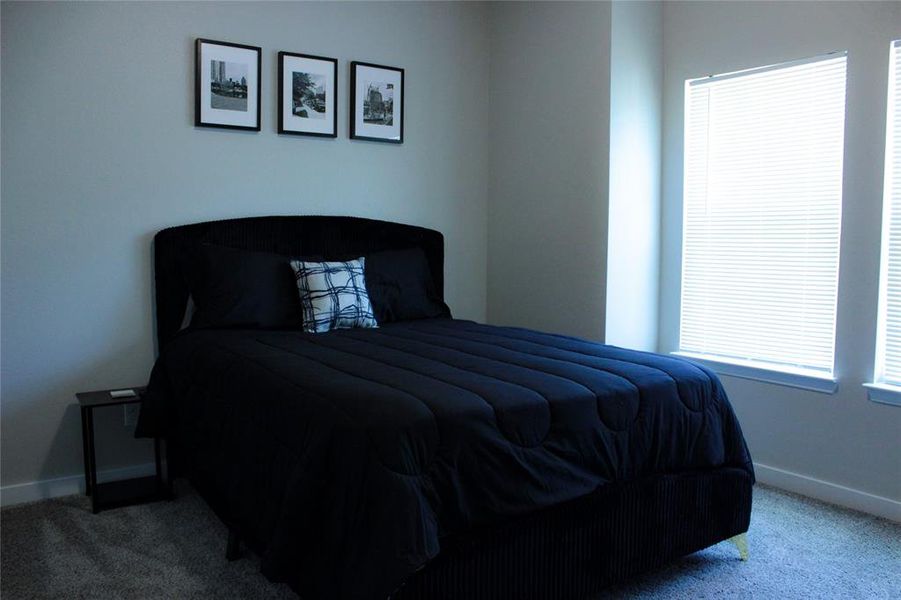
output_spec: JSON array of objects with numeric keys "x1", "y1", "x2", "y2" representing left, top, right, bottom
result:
[{"x1": 392, "y1": 468, "x2": 753, "y2": 600}]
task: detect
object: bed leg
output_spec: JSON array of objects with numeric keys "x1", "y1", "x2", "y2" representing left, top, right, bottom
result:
[
  {"x1": 729, "y1": 533, "x2": 749, "y2": 561},
  {"x1": 226, "y1": 528, "x2": 242, "y2": 561}
]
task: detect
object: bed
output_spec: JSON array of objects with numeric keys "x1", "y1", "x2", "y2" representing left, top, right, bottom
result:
[{"x1": 139, "y1": 216, "x2": 753, "y2": 600}]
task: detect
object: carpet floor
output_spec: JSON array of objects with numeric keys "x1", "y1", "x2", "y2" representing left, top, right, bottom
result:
[{"x1": 1, "y1": 482, "x2": 898, "y2": 599}]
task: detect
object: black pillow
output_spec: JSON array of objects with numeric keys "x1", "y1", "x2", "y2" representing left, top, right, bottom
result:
[
  {"x1": 365, "y1": 247, "x2": 451, "y2": 323},
  {"x1": 184, "y1": 244, "x2": 301, "y2": 329}
]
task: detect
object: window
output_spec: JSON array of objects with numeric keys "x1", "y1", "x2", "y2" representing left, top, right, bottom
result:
[
  {"x1": 678, "y1": 53, "x2": 847, "y2": 384},
  {"x1": 870, "y1": 41, "x2": 901, "y2": 405}
]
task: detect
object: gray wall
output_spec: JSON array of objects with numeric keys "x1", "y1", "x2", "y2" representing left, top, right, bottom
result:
[
  {"x1": 1, "y1": 1, "x2": 490, "y2": 490},
  {"x1": 659, "y1": 1, "x2": 901, "y2": 503},
  {"x1": 605, "y1": 0, "x2": 661, "y2": 351},
  {"x1": 486, "y1": 1, "x2": 612, "y2": 341}
]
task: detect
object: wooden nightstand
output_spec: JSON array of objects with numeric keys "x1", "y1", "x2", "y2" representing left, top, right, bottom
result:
[{"x1": 76, "y1": 387, "x2": 168, "y2": 513}]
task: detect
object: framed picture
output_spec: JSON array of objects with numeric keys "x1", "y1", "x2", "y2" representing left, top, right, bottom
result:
[
  {"x1": 278, "y1": 52, "x2": 338, "y2": 138},
  {"x1": 195, "y1": 38, "x2": 261, "y2": 131},
  {"x1": 350, "y1": 61, "x2": 404, "y2": 144}
]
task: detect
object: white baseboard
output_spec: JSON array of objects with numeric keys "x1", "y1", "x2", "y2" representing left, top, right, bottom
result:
[
  {"x1": 4, "y1": 461, "x2": 898, "y2": 522},
  {"x1": 755, "y1": 462, "x2": 901, "y2": 522},
  {"x1": 0, "y1": 463, "x2": 157, "y2": 508}
]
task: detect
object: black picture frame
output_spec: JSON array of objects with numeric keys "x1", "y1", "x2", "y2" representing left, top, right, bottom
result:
[
  {"x1": 350, "y1": 61, "x2": 404, "y2": 144},
  {"x1": 195, "y1": 38, "x2": 262, "y2": 131},
  {"x1": 278, "y1": 52, "x2": 338, "y2": 138}
]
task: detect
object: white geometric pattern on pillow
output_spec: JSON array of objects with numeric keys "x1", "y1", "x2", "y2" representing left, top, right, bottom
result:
[{"x1": 290, "y1": 257, "x2": 378, "y2": 333}]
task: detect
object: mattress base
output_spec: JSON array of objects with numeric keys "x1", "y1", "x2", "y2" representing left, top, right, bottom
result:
[{"x1": 392, "y1": 468, "x2": 753, "y2": 600}]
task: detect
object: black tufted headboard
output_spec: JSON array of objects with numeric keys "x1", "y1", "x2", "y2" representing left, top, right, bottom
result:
[{"x1": 153, "y1": 216, "x2": 445, "y2": 350}]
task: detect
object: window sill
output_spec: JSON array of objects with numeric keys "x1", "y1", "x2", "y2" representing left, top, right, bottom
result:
[
  {"x1": 863, "y1": 383, "x2": 901, "y2": 407},
  {"x1": 671, "y1": 352, "x2": 838, "y2": 394}
]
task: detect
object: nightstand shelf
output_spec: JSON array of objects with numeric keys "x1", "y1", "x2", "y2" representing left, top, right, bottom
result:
[
  {"x1": 91, "y1": 476, "x2": 162, "y2": 510},
  {"x1": 76, "y1": 387, "x2": 170, "y2": 513}
]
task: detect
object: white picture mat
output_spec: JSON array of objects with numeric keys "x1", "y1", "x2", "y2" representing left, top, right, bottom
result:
[
  {"x1": 354, "y1": 64, "x2": 402, "y2": 140},
  {"x1": 199, "y1": 42, "x2": 258, "y2": 128},
  {"x1": 282, "y1": 56, "x2": 335, "y2": 135}
]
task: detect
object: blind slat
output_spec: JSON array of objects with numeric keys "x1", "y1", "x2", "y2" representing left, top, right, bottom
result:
[{"x1": 679, "y1": 54, "x2": 847, "y2": 374}]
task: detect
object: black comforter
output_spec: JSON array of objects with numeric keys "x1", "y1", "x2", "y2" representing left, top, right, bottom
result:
[{"x1": 142, "y1": 319, "x2": 753, "y2": 599}]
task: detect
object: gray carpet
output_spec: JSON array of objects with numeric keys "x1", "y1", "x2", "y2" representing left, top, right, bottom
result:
[{"x1": 1, "y1": 482, "x2": 899, "y2": 599}]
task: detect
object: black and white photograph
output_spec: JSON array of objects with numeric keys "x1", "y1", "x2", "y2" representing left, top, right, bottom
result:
[
  {"x1": 278, "y1": 52, "x2": 337, "y2": 137},
  {"x1": 294, "y1": 73, "x2": 325, "y2": 118},
  {"x1": 195, "y1": 38, "x2": 261, "y2": 131},
  {"x1": 350, "y1": 61, "x2": 403, "y2": 143},
  {"x1": 210, "y1": 60, "x2": 248, "y2": 112},
  {"x1": 363, "y1": 82, "x2": 394, "y2": 125}
]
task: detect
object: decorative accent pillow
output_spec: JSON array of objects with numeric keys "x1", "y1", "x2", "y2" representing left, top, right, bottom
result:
[
  {"x1": 184, "y1": 244, "x2": 302, "y2": 330},
  {"x1": 290, "y1": 258, "x2": 378, "y2": 333},
  {"x1": 365, "y1": 248, "x2": 451, "y2": 323}
]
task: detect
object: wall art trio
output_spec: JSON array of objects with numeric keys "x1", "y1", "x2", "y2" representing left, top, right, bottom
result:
[{"x1": 195, "y1": 38, "x2": 404, "y2": 143}]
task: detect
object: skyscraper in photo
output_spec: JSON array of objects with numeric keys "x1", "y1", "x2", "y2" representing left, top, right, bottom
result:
[{"x1": 211, "y1": 60, "x2": 227, "y2": 83}]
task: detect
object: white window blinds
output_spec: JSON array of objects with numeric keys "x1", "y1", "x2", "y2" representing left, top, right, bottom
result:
[
  {"x1": 680, "y1": 54, "x2": 847, "y2": 376},
  {"x1": 874, "y1": 41, "x2": 901, "y2": 387}
]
